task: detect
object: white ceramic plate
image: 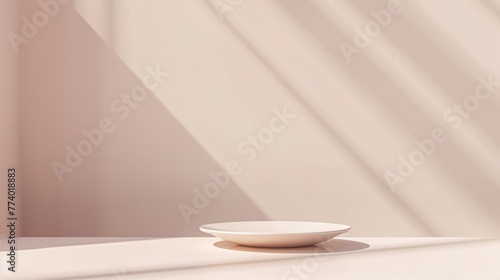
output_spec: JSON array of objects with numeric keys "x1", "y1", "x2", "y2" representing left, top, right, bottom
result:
[{"x1": 200, "y1": 221, "x2": 351, "y2": 248}]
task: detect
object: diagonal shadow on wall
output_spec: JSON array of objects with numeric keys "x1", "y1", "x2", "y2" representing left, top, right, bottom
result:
[
  {"x1": 201, "y1": 0, "x2": 437, "y2": 235},
  {"x1": 347, "y1": 0, "x2": 500, "y2": 152},
  {"x1": 21, "y1": 4, "x2": 267, "y2": 237},
  {"x1": 273, "y1": 0, "x2": 500, "y2": 229}
]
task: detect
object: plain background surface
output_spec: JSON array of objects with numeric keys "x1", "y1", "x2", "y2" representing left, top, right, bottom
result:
[
  {"x1": 0, "y1": 0, "x2": 20, "y2": 239},
  {"x1": 6, "y1": 0, "x2": 500, "y2": 237}
]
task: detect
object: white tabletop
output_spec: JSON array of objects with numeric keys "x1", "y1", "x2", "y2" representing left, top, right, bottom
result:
[{"x1": 1, "y1": 237, "x2": 499, "y2": 279}]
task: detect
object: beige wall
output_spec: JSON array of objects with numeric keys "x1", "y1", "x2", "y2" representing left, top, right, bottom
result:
[{"x1": 18, "y1": 0, "x2": 500, "y2": 237}]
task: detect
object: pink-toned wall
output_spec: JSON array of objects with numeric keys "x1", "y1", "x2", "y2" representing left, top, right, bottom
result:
[
  {"x1": 1, "y1": 0, "x2": 21, "y2": 238},
  {"x1": 16, "y1": 0, "x2": 500, "y2": 237}
]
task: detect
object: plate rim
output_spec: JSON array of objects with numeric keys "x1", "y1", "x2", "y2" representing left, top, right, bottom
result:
[{"x1": 199, "y1": 221, "x2": 351, "y2": 236}]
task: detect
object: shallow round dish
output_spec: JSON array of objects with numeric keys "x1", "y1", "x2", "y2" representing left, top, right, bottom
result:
[{"x1": 199, "y1": 221, "x2": 351, "y2": 248}]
